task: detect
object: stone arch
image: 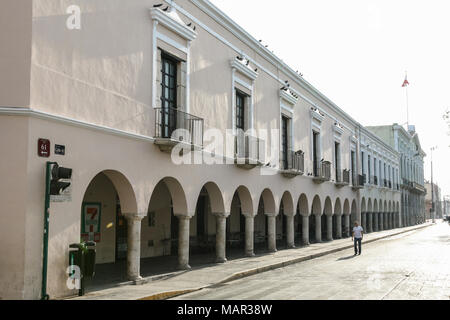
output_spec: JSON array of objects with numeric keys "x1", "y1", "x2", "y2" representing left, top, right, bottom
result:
[
  {"x1": 81, "y1": 170, "x2": 138, "y2": 282},
  {"x1": 90, "y1": 170, "x2": 138, "y2": 214},
  {"x1": 324, "y1": 197, "x2": 333, "y2": 216},
  {"x1": 280, "y1": 191, "x2": 295, "y2": 217},
  {"x1": 334, "y1": 198, "x2": 342, "y2": 216},
  {"x1": 351, "y1": 199, "x2": 358, "y2": 224},
  {"x1": 199, "y1": 182, "x2": 225, "y2": 215},
  {"x1": 232, "y1": 185, "x2": 254, "y2": 217},
  {"x1": 152, "y1": 177, "x2": 188, "y2": 216},
  {"x1": 343, "y1": 199, "x2": 350, "y2": 216},
  {"x1": 259, "y1": 188, "x2": 276, "y2": 215},
  {"x1": 311, "y1": 195, "x2": 322, "y2": 216},
  {"x1": 361, "y1": 197, "x2": 366, "y2": 213},
  {"x1": 297, "y1": 194, "x2": 309, "y2": 217}
]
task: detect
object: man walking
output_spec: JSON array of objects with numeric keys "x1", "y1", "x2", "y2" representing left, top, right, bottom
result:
[{"x1": 352, "y1": 221, "x2": 364, "y2": 256}]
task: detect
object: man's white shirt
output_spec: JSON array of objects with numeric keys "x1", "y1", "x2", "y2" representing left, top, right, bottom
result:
[{"x1": 353, "y1": 226, "x2": 364, "y2": 239}]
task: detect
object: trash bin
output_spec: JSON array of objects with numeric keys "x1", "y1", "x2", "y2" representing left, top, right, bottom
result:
[
  {"x1": 84, "y1": 241, "x2": 96, "y2": 279},
  {"x1": 68, "y1": 241, "x2": 96, "y2": 296}
]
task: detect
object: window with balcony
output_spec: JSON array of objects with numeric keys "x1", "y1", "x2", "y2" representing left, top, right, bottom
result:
[
  {"x1": 236, "y1": 90, "x2": 246, "y2": 132},
  {"x1": 160, "y1": 54, "x2": 178, "y2": 138}
]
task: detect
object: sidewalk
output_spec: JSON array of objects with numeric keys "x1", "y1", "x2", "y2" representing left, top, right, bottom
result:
[{"x1": 66, "y1": 223, "x2": 432, "y2": 300}]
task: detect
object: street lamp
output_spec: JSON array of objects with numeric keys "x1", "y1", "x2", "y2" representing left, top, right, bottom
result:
[{"x1": 430, "y1": 146, "x2": 438, "y2": 223}]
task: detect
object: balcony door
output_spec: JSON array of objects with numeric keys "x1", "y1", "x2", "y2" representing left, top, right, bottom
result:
[
  {"x1": 161, "y1": 54, "x2": 178, "y2": 138},
  {"x1": 313, "y1": 131, "x2": 320, "y2": 176},
  {"x1": 281, "y1": 116, "x2": 289, "y2": 170},
  {"x1": 236, "y1": 91, "x2": 246, "y2": 132}
]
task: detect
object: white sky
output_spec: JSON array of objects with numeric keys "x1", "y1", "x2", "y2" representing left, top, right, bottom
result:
[{"x1": 210, "y1": 0, "x2": 450, "y2": 197}]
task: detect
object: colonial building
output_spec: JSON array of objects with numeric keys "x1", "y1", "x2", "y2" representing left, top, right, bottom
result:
[
  {"x1": 0, "y1": 0, "x2": 413, "y2": 300},
  {"x1": 425, "y1": 182, "x2": 442, "y2": 219},
  {"x1": 367, "y1": 124, "x2": 427, "y2": 226}
]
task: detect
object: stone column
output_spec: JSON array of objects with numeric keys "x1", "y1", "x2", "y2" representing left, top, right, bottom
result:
[
  {"x1": 214, "y1": 213, "x2": 227, "y2": 263},
  {"x1": 367, "y1": 213, "x2": 372, "y2": 233},
  {"x1": 267, "y1": 213, "x2": 277, "y2": 253},
  {"x1": 385, "y1": 213, "x2": 388, "y2": 230},
  {"x1": 362, "y1": 212, "x2": 366, "y2": 232},
  {"x1": 327, "y1": 215, "x2": 333, "y2": 241},
  {"x1": 177, "y1": 215, "x2": 192, "y2": 270},
  {"x1": 344, "y1": 214, "x2": 350, "y2": 237},
  {"x1": 336, "y1": 215, "x2": 342, "y2": 239},
  {"x1": 374, "y1": 212, "x2": 379, "y2": 232},
  {"x1": 124, "y1": 213, "x2": 145, "y2": 283},
  {"x1": 286, "y1": 215, "x2": 295, "y2": 249},
  {"x1": 302, "y1": 216, "x2": 309, "y2": 245},
  {"x1": 315, "y1": 214, "x2": 322, "y2": 243},
  {"x1": 244, "y1": 215, "x2": 255, "y2": 257},
  {"x1": 379, "y1": 213, "x2": 384, "y2": 231}
]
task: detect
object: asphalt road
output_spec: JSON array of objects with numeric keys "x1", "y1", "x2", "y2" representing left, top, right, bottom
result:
[{"x1": 173, "y1": 222, "x2": 450, "y2": 300}]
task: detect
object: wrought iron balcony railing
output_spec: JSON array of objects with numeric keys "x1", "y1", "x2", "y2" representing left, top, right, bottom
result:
[
  {"x1": 235, "y1": 131, "x2": 265, "y2": 169},
  {"x1": 335, "y1": 169, "x2": 350, "y2": 187},
  {"x1": 352, "y1": 174, "x2": 365, "y2": 189},
  {"x1": 154, "y1": 107, "x2": 204, "y2": 152},
  {"x1": 313, "y1": 160, "x2": 331, "y2": 183},
  {"x1": 280, "y1": 150, "x2": 305, "y2": 178}
]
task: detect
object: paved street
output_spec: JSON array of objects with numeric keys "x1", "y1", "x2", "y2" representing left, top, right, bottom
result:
[{"x1": 173, "y1": 222, "x2": 450, "y2": 300}]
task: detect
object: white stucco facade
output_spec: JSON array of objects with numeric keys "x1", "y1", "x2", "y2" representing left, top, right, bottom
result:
[{"x1": 0, "y1": 0, "x2": 414, "y2": 300}]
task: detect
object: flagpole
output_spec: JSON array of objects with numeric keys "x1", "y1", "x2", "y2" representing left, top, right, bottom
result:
[
  {"x1": 406, "y1": 82, "x2": 409, "y2": 128},
  {"x1": 403, "y1": 71, "x2": 410, "y2": 129}
]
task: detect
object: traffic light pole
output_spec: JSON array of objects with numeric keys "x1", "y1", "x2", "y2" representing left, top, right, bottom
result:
[{"x1": 41, "y1": 161, "x2": 56, "y2": 300}]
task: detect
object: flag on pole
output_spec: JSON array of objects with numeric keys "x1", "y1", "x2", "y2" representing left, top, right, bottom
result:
[{"x1": 402, "y1": 75, "x2": 410, "y2": 87}]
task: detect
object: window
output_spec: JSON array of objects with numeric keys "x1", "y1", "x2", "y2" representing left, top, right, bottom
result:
[
  {"x1": 368, "y1": 155, "x2": 371, "y2": 183},
  {"x1": 335, "y1": 142, "x2": 341, "y2": 180},
  {"x1": 160, "y1": 54, "x2": 178, "y2": 138},
  {"x1": 361, "y1": 152, "x2": 365, "y2": 180},
  {"x1": 281, "y1": 116, "x2": 289, "y2": 169},
  {"x1": 374, "y1": 157, "x2": 378, "y2": 184},
  {"x1": 351, "y1": 150, "x2": 356, "y2": 182},
  {"x1": 313, "y1": 131, "x2": 320, "y2": 176},
  {"x1": 236, "y1": 90, "x2": 246, "y2": 131}
]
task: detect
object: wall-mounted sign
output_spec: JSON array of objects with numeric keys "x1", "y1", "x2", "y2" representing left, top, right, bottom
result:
[
  {"x1": 55, "y1": 144, "x2": 66, "y2": 156},
  {"x1": 81, "y1": 203, "x2": 102, "y2": 243},
  {"x1": 38, "y1": 139, "x2": 50, "y2": 158}
]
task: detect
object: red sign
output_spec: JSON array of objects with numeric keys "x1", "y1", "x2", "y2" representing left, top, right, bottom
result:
[{"x1": 38, "y1": 139, "x2": 50, "y2": 158}]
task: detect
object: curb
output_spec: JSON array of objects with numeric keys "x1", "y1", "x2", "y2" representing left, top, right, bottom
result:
[{"x1": 126, "y1": 224, "x2": 433, "y2": 301}]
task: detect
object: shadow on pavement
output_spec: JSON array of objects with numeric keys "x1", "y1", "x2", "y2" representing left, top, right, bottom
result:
[{"x1": 337, "y1": 255, "x2": 357, "y2": 261}]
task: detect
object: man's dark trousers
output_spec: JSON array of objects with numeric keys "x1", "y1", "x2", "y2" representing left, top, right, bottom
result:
[{"x1": 354, "y1": 238, "x2": 362, "y2": 254}]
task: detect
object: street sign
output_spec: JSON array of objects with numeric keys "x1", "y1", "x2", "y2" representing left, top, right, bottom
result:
[
  {"x1": 55, "y1": 144, "x2": 66, "y2": 156},
  {"x1": 38, "y1": 139, "x2": 51, "y2": 158}
]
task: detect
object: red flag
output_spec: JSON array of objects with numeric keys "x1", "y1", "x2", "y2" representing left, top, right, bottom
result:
[{"x1": 402, "y1": 77, "x2": 409, "y2": 87}]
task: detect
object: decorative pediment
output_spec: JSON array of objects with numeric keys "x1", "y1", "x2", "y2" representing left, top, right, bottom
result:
[
  {"x1": 333, "y1": 122, "x2": 344, "y2": 140},
  {"x1": 230, "y1": 57, "x2": 258, "y2": 81},
  {"x1": 150, "y1": 7, "x2": 197, "y2": 41},
  {"x1": 280, "y1": 89, "x2": 298, "y2": 106},
  {"x1": 310, "y1": 108, "x2": 325, "y2": 123}
]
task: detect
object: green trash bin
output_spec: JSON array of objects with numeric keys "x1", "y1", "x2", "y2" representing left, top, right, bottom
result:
[
  {"x1": 68, "y1": 241, "x2": 96, "y2": 296},
  {"x1": 84, "y1": 242, "x2": 96, "y2": 279}
]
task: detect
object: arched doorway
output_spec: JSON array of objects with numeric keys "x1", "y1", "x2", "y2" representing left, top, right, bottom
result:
[
  {"x1": 228, "y1": 186, "x2": 254, "y2": 256},
  {"x1": 80, "y1": 170, "x2": 137, "y2": 287}
]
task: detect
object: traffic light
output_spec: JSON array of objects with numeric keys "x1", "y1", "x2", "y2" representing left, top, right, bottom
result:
[{"x1": 50, "y1": 163, "x2": 72, "y2": 196}]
